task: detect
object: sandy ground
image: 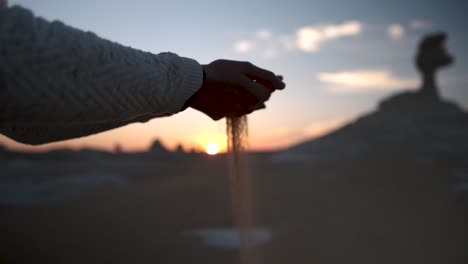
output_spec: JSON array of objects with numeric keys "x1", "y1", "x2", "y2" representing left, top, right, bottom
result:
[{"x1": 1, "y1": 154, "x2": 467, "y2": 264}]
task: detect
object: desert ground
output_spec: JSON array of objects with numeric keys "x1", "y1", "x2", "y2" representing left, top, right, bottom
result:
[{"x1": 1, "y1": 152, "x2": 467, "y2": 264}]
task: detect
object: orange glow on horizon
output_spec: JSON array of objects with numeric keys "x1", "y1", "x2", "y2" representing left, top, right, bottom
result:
[{"x1": 0, "y1": 117, "x2": 348, "y2": 154}]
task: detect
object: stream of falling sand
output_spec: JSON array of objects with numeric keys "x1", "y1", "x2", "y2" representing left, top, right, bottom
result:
[{"x1": 227, "y1": 116, "x2": 256, "y2": 264}]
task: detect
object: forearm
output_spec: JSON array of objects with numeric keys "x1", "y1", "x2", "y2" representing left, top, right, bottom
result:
[{"x1": 0, "y1": 6, "x2": 203, "y2": 144}]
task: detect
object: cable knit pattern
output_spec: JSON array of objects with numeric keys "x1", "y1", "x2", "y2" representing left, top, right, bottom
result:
[{"x1": 0, "y1": 5, "x2": 203, "y2": 145}]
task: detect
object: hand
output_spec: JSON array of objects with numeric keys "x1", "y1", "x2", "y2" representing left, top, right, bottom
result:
[{"x1": 188, "y1": 60, "x2": 285, "y2": 120}]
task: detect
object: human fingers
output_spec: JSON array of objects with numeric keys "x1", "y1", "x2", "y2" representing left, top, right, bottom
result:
[
  {"x1": 248, "y1": 102, "x2": 266, "y2": 112},
  {"x1": 207, "y1": 113, "x2": 223, "y2": 121},
  {"x1": 234, "y1": 111, "x2": 252, "y2": 117},
  {"x1": 242, "y1": 63, "x2": 285, "y2": 91},
  {"x1": 240, "y1": 76, "x2": 271, "y2": 102}
]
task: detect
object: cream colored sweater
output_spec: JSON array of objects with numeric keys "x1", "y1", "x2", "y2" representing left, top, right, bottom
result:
[{"x1": 0, "y1": 5, "x2": 203, "y2": 145}]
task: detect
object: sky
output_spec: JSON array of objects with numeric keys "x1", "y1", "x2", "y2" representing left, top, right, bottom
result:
[{"x1": 1, "y1": 0, "x2": 467, "y2": 153}]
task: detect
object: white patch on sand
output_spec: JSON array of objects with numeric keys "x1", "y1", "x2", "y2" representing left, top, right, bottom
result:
[{"x1": 186, "y1": 228, "x2": 272, "y2": 250}]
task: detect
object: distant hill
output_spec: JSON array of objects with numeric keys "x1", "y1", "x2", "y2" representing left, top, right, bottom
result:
[
  {"x1": 275, "y1": 92, "x2": 468, "y2": 162},
  {"x1": 276, "y1": 32, "x2": 468, "y2": 162}
]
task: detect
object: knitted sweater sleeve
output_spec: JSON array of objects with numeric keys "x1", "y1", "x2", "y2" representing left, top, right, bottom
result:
[{"x1": 0, "y1": 5, "x2": 203, "y2": 145}]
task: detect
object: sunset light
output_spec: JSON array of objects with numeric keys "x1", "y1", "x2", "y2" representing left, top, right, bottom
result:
[
  {"x1": 205, "y1": 143, "x2": 219, "y2": 155},
  {"x1": 1, "y1": 0, "x2": 466, "y2": 156}
]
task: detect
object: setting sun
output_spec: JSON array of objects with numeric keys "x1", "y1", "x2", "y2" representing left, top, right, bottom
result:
[
  {"x1": 205, "y1": 143, "x2": 219, "y2": 155},
  {"x1": 195, "y1": 132, "x2": 226, "y2": 154}
]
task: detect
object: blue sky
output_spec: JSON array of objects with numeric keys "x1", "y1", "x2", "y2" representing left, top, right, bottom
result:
[{"x1": 2, "y1": 0, "x2": 467, "y2": 152}]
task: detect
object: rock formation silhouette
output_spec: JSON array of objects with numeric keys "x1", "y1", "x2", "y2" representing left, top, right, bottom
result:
[
  {"x1": 416, "y1": 32, "x2": 453, "y2": 98},
  {"x1": 379, "y1": 32, "x2": 458, "y2": 113},
  {"x1": 272, "y1": 33, "x2": 468, "y2": 264},
  {"x1": 276, "y1": 32, "x2": 468, "y2": 162}
]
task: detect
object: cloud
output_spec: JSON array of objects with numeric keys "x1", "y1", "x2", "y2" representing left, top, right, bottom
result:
[
  {"x1": 233, "y1": 40, "x2": 255, "y2": 53},
  {"x1": 318, "y1": 69, "x2": 418, "y2": 92},
  {"x1": 387, "y1": 24, "x2": 405, "y2": 39},
  {"x1": 296, "y1": 28, "x2": 322, "y2": 52},
  {"x1": 256, "y1": 29, "x2": 272, "y2": 39},
  {"x1": 232, "y1": 21, "x2": 363, "y2": 57},
  {"x1": 410, "y1": 19, "x2": 432, "y2": 30},
  {"x1": 296, "y1": 21, "x2": 363, "y2": 52}
]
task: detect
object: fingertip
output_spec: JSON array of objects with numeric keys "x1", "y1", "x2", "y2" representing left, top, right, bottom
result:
[
  {"x1": 276, "y1": 75, "x2": 286, "y2": 90},
  {"x1": 278, "y1": 82, "x2": 286, "y2": 90},
  {"x1": 248, "y1": 103, "x2": 266, "y2": 112},
  {"x1": 208, "y1": 113, "x2": 223, "y2": 121},
  {"x1": 245, "y1": 64, "x2": 283, "y2": 91}
]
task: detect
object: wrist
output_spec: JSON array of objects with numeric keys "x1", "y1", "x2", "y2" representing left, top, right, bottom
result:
[
  {"x1": 181, "y1": 67, "x2": 206, "y2": 111},
  {"x1": 169, "y1": 57, "x2": 203, "y2": 113}
]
